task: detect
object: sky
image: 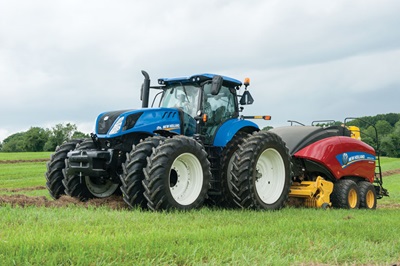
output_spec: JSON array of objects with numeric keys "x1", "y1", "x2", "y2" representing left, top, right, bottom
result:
[{"x1": 1, "y1": 0, "x2": 400, "y2": 143}]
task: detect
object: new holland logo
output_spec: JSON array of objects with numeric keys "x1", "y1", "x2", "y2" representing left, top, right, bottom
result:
[
  {"x1": 336, "y1": 152, "x2": 375, "y2": 169},
  {"x1": 342, "y1": 153, "x2": 349, "y2": 165}
]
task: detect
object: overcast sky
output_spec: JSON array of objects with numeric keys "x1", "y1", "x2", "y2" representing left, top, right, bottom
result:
[{"x1": 1, "y1": 0, "x2": 400, "y2": 143}]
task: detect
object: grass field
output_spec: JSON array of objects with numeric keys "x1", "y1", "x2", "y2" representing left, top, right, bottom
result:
[{"x1": 0, "y1": 152, "x2": 399, "y2": 265}]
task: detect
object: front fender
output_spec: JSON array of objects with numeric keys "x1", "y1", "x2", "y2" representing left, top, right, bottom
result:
[{"x1": 213, "y1": 119, "x2": 259, "y2": 147}]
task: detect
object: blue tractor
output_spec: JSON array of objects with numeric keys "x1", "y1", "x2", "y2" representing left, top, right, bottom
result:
[{"x1": 45, "y1": 71, "x2": 292, "y2": 211}]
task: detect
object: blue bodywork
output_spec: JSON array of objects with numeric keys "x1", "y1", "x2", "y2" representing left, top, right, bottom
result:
[
  {"x1": 213, "y1": 119, "x2": 259, "y2": 147},
  {"x1": 95, "y1": 108, "x2": 186, "y2": 138}
]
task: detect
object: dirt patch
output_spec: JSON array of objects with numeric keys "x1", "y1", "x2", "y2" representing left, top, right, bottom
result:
[
  {"x1": 0, "y1": 168, "x2": 398, "y2": 210},
  {"x1": 0, "y1": 159, "x2": 48, "y2": 164},
  {"x1": 0, "y1": 194, "x2": 128, "y2": 210},
  {"x1": 382, "y1": 169, "x2": 400, "y2": 177},
  {"x1": 0, "y1": 186, "x2": 47, "y2": 192}
]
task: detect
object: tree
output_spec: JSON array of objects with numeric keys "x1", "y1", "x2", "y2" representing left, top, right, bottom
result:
[
  {"x1": 1, "y1": 132, "x2": 26, "y2": 152},
  {"x1": 380, "y1": 135, "x2": 400, "y2": 157},
  {"x1": 375, "y1": 120, "x2": 393, "y2": 136},
  {"x1": 24, "y1": 127, "x2": 50, "y2": 152},
  {"x1": 44, "y1": 123, "x2": 78, "y2": 151},
  {"x1": 71, "y1": 131, "x2": 90, "y2": 140},
  {"x1": 262, "y1": 126, "x2": 274, "y2": 131}
]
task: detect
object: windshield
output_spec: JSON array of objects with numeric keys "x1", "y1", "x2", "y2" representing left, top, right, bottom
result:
[{"x1": 160, "y1": 84, "x2": 201, "y2": 118}]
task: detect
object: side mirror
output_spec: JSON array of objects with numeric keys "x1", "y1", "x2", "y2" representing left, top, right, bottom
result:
[
  {"x1": 239, "y1": 90, "x2": 254, "y2": 105},
  {"x1": 211, "y1": 75, "x2": 223, "y2": 95}
]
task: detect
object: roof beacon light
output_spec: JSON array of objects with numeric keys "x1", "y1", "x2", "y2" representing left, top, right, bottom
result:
[{"x1": 244, "y1": 77, "x2": 250, "y2": 88}]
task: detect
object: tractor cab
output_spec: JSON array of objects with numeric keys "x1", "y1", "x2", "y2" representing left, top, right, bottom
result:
[{"x1": 153, "y1": 72, "x2": 251, "y2": 144}]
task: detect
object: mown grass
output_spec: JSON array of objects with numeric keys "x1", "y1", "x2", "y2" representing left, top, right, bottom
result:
[
  {"x1": 0, "y1": 152, "x2": 51, "y2": 161},
  {"x1": 0, "y1": 153, "x2": 399, "y2": 265},
  {"x1": 1, "y1": 206, "x2": 400, "y2": 265},
  {"x1": 0, "y1": 162, "x2": 48, "y2": 189},
  {"x1": 380, "y1": 156, "x2": 400, "y2": 171}
]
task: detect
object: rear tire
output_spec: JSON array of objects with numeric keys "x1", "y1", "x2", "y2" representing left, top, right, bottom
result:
[
  {"x1": 63, "y1": 139, "x2": 120, "y2": 201},
  {"x1": 45, "y1": 139, "x2": 82, "y2": 199},
  {"x1": 120, "y1": 136, "x2": 166, "y2": 209},
  {"x1": 218, "y1": 131, "x2": 249, "y2": 207},
  {"x1": 143, "y1": 136, "x2": 211, "y2": 211},
  {"x1": 358, "y1": 181, "x2": 377, "y2": 209},
  {"x1": 231, "y1": 131, "x2": 291, "y2": 210},
  {"x1": 331, "y1": 179, "x2": 360, "y2": 209}
]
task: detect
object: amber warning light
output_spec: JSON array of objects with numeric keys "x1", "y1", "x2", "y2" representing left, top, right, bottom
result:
[{"x1": 244, "y1": 77, "x2": 250, "y2": 87}]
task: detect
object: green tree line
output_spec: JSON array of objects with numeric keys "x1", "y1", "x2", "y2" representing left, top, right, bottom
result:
[
  {"x1": 2, "y1": 113, "x2": 399, "y2": 156},
  {"x1": 0, "y1": 123, "x2": 89, "y2": 152},
  {"x1": 262, "y1": 113, "x2": 400, "y2": 158}
]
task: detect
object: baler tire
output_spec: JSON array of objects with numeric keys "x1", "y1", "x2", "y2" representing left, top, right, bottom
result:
[
  {"x1": 331, "y1": 179, "x2": 360, "y2": 209},
  {"x1": 358, "y1": 181, "x2": 377, "y2": 209},
  {"x1": 45, "y1": 139, "x2": 82, "y2": 199},
  {"x1": 120, "y1": 136, "x2": 166, "y2": 209},
  {"x1": 63, "y1": 139, "x2": 120, "y2": 201},
  {"x1": 218, "y1": 131, "x2": 249, "y2": 208},
  {"x1": 230, "y1": 131, "x2": 291, "y2": 210},
  {"x1": 143, "y1": 136, "x2": 211, "y2": 211}
]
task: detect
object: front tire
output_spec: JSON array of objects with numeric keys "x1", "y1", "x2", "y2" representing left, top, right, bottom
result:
[
  {"x1": 231, "y1": 131, "x2": 291, "y2": 210},
  {"x1": 62, "y1": 139, "x2": 120, "y2": 201},
  {"x1": 45, "y1": 139, "x2": 82, "y2": 199},
  {"x1": 143, "y1": 136, "x2": 211, "y2": 211},
  {"x1": 120, "y1": 136, "x2": 166, "y2": 209},
  {"x1": 331, "y1": 179, "x2": 360, "y2": 209}
]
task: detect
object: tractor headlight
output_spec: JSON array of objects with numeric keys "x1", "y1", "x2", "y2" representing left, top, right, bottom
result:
[{"x1": 108, "y1": 117, "x2": 124, "y2": 135}]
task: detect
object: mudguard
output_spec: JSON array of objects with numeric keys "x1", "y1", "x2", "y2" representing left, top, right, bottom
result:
[
  {"x1": 213, "y1": 119, "x2": 259, "y2": 147},
  {"x1": 294, "y1": 136, "x2": 376, "y2": 182}
]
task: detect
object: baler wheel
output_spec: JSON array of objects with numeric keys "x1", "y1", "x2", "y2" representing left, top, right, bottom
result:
[
  {"x1": 62, "y1": 139, "x2": 120, "y2": 201},
  {"x1": 358, "y1": 181, "x2": 377, "y2": 209},
  {"x1": 120, "y1": 136, "x2": 166, "y2": 209},
  {"x1": 143, "y1": 136, "x2": 211, "y2": 211},
  {"x1": 45, "y1": 139, "x2": 82, "y2": 199},
  {"x1": 230, "y1": 131, "x2": 291, "y2": 210},
  {"x1": 331, "y1": 179, "x2": 360, "y2": 209}
]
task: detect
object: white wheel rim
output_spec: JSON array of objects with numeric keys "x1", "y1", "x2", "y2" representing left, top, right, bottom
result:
[
  {"x1": 169, "y1": 153, "x2": 203, "y2": 206},
  {"x1": 254, "y1": 148, "x2": 286, "y2": 204},
  {"x1": 85, "y1": 176, "x2": 119, "y2": 198}
]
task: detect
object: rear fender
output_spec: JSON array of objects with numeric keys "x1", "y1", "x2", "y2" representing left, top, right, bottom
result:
[{"x1": 213, "y1": 119, "x2": 259, "y2": 147}]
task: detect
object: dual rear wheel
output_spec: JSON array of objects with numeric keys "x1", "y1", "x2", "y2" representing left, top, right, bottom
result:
[
  {"x1": 230, "y1": 131, "x2": 292, "y2": 210},
  {"x1": 121, "y1": 135, "x2": 211, "y2": 211},
  {"x1": 331, "y1": 179, "x2": 377, "y2": 209}
]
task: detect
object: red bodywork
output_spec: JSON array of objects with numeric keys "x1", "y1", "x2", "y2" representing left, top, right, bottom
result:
[{"x1": 293, "y1": 136, "x2": 376, "y2": 183}]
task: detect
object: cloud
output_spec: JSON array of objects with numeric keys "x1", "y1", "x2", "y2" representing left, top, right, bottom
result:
[{"x1": 0, "y1": 0, "x2": 399, "y2": 142}]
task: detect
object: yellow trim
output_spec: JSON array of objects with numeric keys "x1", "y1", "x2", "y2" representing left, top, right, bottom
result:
[
  {"x1": 347, "y1": 126, "x2": 361, "y2": 140},
  {"x1": 289, "y1": 176, "x2": 333, "y2": 208},
  {"x1": 365, "y1": 190, "x2": 375, "y2": 208},
  {"x1": 348, "y1": 188, "x2": 358, "y2": 208}
]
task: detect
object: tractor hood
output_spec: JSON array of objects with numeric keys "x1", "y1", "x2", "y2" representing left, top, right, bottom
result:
[{"x1": 95, "y1": 107, "x2": 184, "y2": 138}]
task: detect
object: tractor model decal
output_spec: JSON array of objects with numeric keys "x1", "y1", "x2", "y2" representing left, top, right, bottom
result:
[
  {"x1": 336, "y1": 151, "x2": 375, "y2": 169},
  {"x1": 156, "y1": 123, "x2": 180, "y2": 131}
]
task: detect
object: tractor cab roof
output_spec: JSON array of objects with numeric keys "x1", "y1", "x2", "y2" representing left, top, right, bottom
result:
[{"x1": 158, "y1": 74, "x2": 242, "y2": 89}]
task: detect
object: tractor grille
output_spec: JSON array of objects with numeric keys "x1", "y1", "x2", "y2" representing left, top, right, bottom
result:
[{"x1": 97, "y1": 110, "x2": 130, "y2": 134}]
